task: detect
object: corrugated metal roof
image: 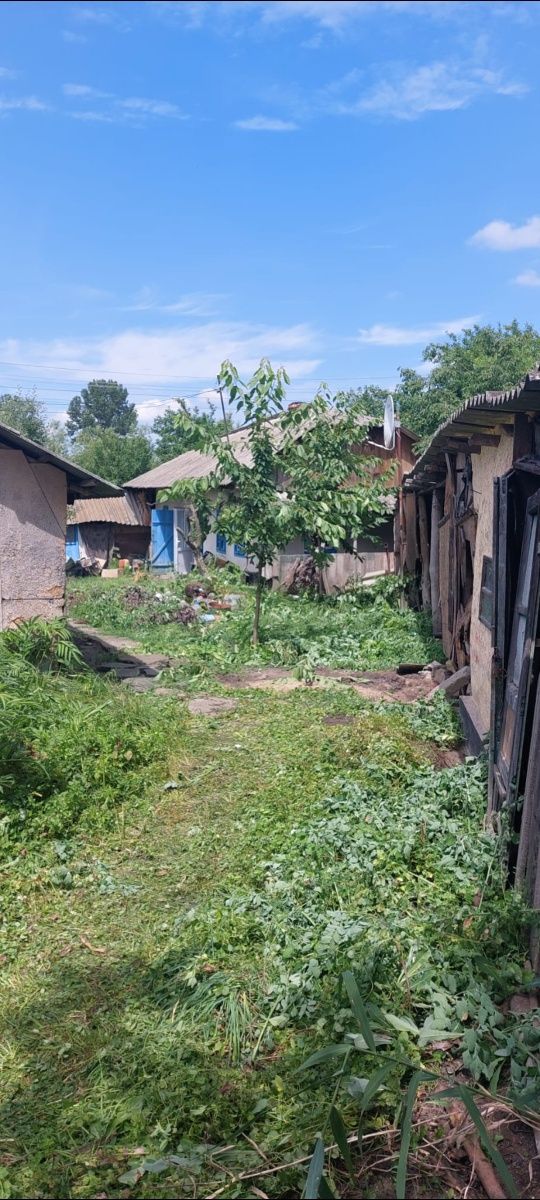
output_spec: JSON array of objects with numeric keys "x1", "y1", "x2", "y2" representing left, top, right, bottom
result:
[
  {"x1": 0, "y1": 420, "x2": 121, "y2": 498},
  {"x1": 67, "y1": 490, "x2": 150, "y2": 527},
  {"x1": 404, "y1": 365, "x2": 540, "y2": 488},
  {"x1": 124, "y1": 412, "x2": 375, "y2": 490}
]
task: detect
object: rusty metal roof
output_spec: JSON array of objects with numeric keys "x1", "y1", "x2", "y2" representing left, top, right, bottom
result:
[
  {"x1": 67, "y1": 490, "x2": 150, "y2": 527},
  {"x1": 0, "y1": 420, "x2": 121, "y2": 499},
  {"x1": 404, "y1": 365, "x2": 540, "y2": 489}
]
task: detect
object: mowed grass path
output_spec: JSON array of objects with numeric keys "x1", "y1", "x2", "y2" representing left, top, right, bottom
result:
[{"x1": 1, "y1": 684, "x2": 386, "y2": 1198}]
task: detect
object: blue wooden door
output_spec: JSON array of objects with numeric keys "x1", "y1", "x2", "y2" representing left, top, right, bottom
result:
[
  {"x1": 151, "y1": 507, "x2": 174, "y2": 571},
  {"x1": 65, "y1": 524, "x2": 80, "y2": 561}
]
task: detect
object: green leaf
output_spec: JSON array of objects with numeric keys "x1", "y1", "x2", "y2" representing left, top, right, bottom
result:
[
  {"x1": 360, "y1": 1062, "x2": 393, "y2": 1117},
  {"x1": 297, "y1": 1044, "x2": 351, "y2": 1073},
  {"x1": 303, "y1": 1136, "x2": 325, "y2": 1200},
  {"x1": 343, "y1": 971, "x2": 376, "y2": 1052},
  {"x1": 384, "y1": 1012, "x2": 419, "y2": 1036},
  {"x1": 318, "y1": 1176, "x2": 337, "y2": 1199},
  {"x1": 330, "y1": 1106, "x2": 354, "y2": 1180},
  {"x1": 396, "y1": 1069, "x2": 427, "y2": 1200},
  {"x1": 457, "y1": 1086, "x2": 518, "y2": 1200}
]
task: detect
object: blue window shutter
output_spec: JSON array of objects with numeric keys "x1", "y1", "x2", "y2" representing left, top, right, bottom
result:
[
  {"x1": 216, "y1": 532, "x2": 227, "y2": 555},
  {"x1": 151, "y1": 507, "x2": 174, "y2": 570},
  {"x1": 233, "y1": 543, "x2": 245, "y2": 557}
]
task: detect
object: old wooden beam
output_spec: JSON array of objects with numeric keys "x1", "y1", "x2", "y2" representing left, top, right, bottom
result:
[
  {"x1": 430, "y1": 489, "x2": 442, "y2": 638},
  {"x1": 418, "y1": 493, "x2": 431, "y2": 611},
  {"x1": 469, "y1": 433, "x2": 501, "y2": 448}
]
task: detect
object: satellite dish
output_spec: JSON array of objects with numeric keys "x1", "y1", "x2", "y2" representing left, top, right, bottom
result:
[{"x1": 383, "y1": 394, "x2": 396, "y2": 450}]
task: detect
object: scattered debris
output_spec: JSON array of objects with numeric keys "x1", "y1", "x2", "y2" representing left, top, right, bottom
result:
[
  {"x1": 281, "y1": 555, "x2": 319, "y2": 594},
  {"x1": 429, "y1": 664, "x2": 471, "y2": 700},
  {"x1": 66, "y1": 556, "x2": 101, "y2": 577}
]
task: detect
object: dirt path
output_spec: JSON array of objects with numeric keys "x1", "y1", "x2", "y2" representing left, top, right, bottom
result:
[{"x1": 218, "y1": 664, "x2": 438, "y2": 702}]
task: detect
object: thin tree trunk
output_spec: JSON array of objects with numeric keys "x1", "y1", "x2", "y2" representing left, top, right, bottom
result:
[{"x1": 252, "y1": 565, "x2": 264, "y2": 645}]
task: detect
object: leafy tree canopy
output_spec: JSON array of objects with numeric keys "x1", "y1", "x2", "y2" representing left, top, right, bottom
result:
[
  {"x1": 73, "y1": 427, "x2": 153, "y2": 486},
  {"x1": 67, "y1": 379, "x2": 136, "y2": 438},
  {"x1": 332, "y1": 384, "x2": 391, "y2": 422},
  {"x1": 0, "y1": 390, "x2": 49, "y2": 444},
  {"x1": 395, "y1": 321, "x2": 540, "y2": 440},
  {"x1": 152, "y1": 400, "x2": 229, "y2": 464}
]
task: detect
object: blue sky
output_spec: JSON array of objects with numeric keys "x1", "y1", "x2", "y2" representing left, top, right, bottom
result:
[{"x1": 1, "y1": 0, "x2": 540, "y2": 424}]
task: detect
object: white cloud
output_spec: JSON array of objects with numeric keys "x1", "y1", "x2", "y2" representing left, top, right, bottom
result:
[
  {"x1": 357, "y1": 316, "x2": 480, "y2": 346},
  {"x1": 63, "y1": 82, "x2": 111, "y2": 97},
  {"x1": 124, "y1": 290, "x2": 227, "y2": 316},
  {"x1": 0, "y1": 67, "x2": 18, "y2": 79},
  {"x1": 0, "y1": 96, "x2": 49, "y2": 112},
  {"x1": 342, "y1": 61, "x2": 527, "y2": 120},
  {"x1": 514, "y1": 269, "x2": 540, "y2": 287},
  {"x1": 62, "y1": 29, "x2": 88, "y2": 43},
  {"x1": 69, "y1": 109, "x2": 115, "y2": 123},
  {"x1": 470, "y1": 216, "x2": 540, "y2": 250},
  {"x1": 0, "y1": 322, "x2": 321, "y2": 418},
  {"x1": 234, "y1": 115, "x2": 299, "y2": 131},
  {"x1": 118, "y1": 96, "x2": 186, "y2": 118}
]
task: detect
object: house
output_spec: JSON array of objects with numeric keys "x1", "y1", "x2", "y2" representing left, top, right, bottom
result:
[
  {"x1": 0, "y1": 420, "x2": 120, "y2": 629},
  {"x1": 124, "y1": 412, "x2": 416, "y2": 587},
  {"x1": 399, "y1": 366, "x2": 540, "y2": 957},
  {"x1": 66, "y1": 491, "x2": 150, "y2": 568}
]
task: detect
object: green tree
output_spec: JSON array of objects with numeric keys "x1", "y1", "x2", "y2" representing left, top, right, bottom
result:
[
  {"x1": 152, "y1": 400, "x2": 229, "y2": 463},
  {"x1": 67, "y1": 379, "x2": 136, "y2": 437},
  {"x1": 0, "y1": 390, "x2": 48, "y2": 443},
  {"x1": 396, "y1": 321, "x2": 540, "y2": 440},
  {"x1": 73, "y1": 427, "x2": 153, "y2": 486},
  {"x1": 333, "y1": 384, "x2": 391, "y2": 421},
  {"x1": 283, "y1": 389, "x2": 392, "y2": 585}
]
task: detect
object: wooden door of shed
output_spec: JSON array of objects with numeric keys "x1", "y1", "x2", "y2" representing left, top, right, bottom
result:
[{"x1": 492, "y1": 487, "x2": 540, "y2": 813}]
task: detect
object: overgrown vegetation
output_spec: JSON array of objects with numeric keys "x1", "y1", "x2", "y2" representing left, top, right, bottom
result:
[
  {"x1": 0, "y1": 605, "x2": 536, "y2": 1198},
  {"x1": 68, "y1": 571, "x2": 442, "y2": 681}
]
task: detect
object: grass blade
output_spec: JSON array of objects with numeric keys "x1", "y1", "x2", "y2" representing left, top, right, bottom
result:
[
  {"x1": 296, "y1": 1044, "x2": 351, "y2": 1073},
  {"x1": 458, "y1": 1086, "x2": 518, "y2": 1200},
  {"x1": 343, "y1": 971, "x2": 376, "y2": 1052},
  {"x1": 330, "y1": 1106, "x2": 354, "y2": 1180},
  {"x1": 396, "y1": 1069, "x2": 426, "y2": 1200},
  {"x1": 318, "y1": 1176, "x2": 337, "y2": 1199},
  {"x1": 303, "y1": 1136, "x2": 325, "y2": 1200}
]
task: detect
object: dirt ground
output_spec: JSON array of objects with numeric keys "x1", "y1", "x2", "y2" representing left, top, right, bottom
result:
[{"x1": 218, "y1": 664, "x2": 438, "y2": 703}]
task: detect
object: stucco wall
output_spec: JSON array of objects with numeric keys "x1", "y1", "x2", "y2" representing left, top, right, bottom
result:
[
  {"x1": 0, "y1": 448, "x2": 67, "y2": 629},
  {"x1": 469, "y1": 432, "x2": 515, "y2": 733}
]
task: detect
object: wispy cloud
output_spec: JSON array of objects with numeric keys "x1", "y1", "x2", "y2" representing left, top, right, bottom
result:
[
  {"x1": 62, "y1": 29, "x2": 88, "y2": 43},
  {"x1": 63, "y1": 82, "x2": 111, "y2": 98},
  {"x1": 0, "y1": 322, "x2": 321, "y2": 417},
  {"x1": 357, "y1": 316, "x2": 480, "y2": 346},
  {"x1": 334, "y1": 61, "x2": 527, "y2": 120},
  {"x1": 153, "y1": 0, "x2": 534, "y2": 34},
  {"x1": 125, "y1": 290, "x2": 227, "y2": 316},
  {"x1": 470, "y1": 216, "x2": 540, "y2": 250},
  {"x1": 63, "y1": 85, "x2": 188, "y2": 123},
  {"x1": 69, "y1": 109, "x2": 115, "y2": 123},
  {"x1": 513, "y1": 269, "x2": 540, "y2": 287},
  {"x1": 0, "y1": 96, "x2": 50, "y2": 113},
  {"x1": 235, "y1": 114, "x2": 299, "y2": 131},
  {"x1": 118, "y1": 96, "x2": 186, "y2": 118},
  {"x1": 0, "y1": 67, "x2": 18, "y2": 79}
]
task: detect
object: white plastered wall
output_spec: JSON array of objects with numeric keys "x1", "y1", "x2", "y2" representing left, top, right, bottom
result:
[{"x1": 0, "y1": 448, "x2": 67, "y2": 629}]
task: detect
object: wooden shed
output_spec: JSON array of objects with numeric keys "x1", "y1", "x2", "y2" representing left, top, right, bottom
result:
[
  {"x1": 399, "y1": 367, "x2": 540, "y2": 962},
  {"x1": 66, "y1": 490, "x2": 150, "y2": 568}
]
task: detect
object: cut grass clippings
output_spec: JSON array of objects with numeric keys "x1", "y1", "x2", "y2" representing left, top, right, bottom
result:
[{"x1": 0, "y1": 621, "x2": 535, "y2": 1200}]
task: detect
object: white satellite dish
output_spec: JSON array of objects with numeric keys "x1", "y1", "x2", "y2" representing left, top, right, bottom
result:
[{"x1": 383, "y1": 394, "x2": 396, "y2": 450}]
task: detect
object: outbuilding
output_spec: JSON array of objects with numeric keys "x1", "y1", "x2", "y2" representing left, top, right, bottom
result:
[
  {"x1": 0, "y1": 420, "x2": 120, "y2": 629},
  {"x1": 399, "y1": 367, "x2": 540, "y2": 956},
  {"x1": 66, "y1": 490, "x2": 150, "y2": 569}
]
